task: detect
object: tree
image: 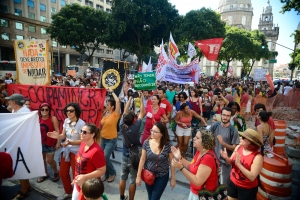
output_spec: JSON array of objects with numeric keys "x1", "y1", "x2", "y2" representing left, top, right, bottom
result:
[
  {"x1": 290, "y1": 48, "x2": 300, "y2": 70},
  {"x1": 175, "y1": 8, "x2": 226, "y2": 61},
  {"x1": 280, "y1": 0, "x2": 300, "y2": 15},
  {"x1": 106, "y1": 0, "x2": 180, "y2": 67},
  {"x1": 46, "y1": 4, "x2": 109, "y2": 62}
]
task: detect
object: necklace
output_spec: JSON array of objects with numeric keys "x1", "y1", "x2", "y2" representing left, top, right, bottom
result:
[{"x1": 152, "y1": 106, "x2": 159, "y2": 110}]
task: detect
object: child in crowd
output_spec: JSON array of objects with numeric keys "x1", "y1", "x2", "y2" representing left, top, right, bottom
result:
[{"x1": 78, "y1": 178, "x2": 108, "y2": 200}]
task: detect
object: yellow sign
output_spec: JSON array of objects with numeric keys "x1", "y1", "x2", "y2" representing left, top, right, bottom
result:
[{"x1": 101, "y1": 69, "x2": 120, "y2": 90}]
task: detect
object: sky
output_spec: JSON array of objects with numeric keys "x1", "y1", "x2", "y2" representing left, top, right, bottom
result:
[{"x1": 168, "y1": 0, "x2": 299, "y2": 67}]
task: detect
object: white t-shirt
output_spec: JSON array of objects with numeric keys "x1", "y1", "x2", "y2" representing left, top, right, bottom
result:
[
  {"x1": 86, "y1": 69, "x2": 91, "y2": 77},
  {"x1": 13, "y1": 106, "x2": 31, "y2": 113}
]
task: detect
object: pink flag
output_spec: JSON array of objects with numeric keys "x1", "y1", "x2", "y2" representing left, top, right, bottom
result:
[{"x1": 195, "y1": 38, "x2": 223, "y2": 61}]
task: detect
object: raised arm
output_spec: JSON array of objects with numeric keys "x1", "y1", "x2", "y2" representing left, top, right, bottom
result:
[{"x1": 107, "y1": 87, "x2": 120, "y2": 115}]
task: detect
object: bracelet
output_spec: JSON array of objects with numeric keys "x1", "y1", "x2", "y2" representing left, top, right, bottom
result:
[{"x1": 180, "y1": 166, "x2": 184, "y2": 171}]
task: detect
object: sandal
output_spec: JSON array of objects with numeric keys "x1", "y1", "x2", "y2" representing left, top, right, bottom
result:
[
  {"x1": 12, "y1": 191, "x2": 29, "y2": 200},
  {"x1": 52, "y1": 172, "x2": 60, "y2": 182},
  {"x1": 13, "y1": 187, "x2": 32, "y2": 197},
  {"x1": 37, "y1": 175, "x2": 49, "y2": 183},
  {"x1": 107, "y1": 175, "x2": 115, "y2": 183}
]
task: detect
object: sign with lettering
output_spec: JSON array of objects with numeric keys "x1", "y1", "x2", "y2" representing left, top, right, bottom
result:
[
  {"x1": 134, "y1": 72, "x2": 156, "y2": 90},
  {"x1": 253, "y1": 68, "x2": 267, "y2": 81},
  {"x1": 14, "y1": 39, "x2": 50, "y2": 85},
  {"x1": 0, "y1": 112, "x2": 46, "y2": 179},
  {"x1": 7, "y1": 84, "x2": 106, "y2": 131}
]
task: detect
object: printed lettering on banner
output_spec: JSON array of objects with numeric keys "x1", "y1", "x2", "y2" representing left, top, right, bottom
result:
[
  {"x1": 253, "y1": 69, "x2": 267, "y2": 81},
  {"x1": 134, "y1": 72, "x2": 156, "y2": 90}
]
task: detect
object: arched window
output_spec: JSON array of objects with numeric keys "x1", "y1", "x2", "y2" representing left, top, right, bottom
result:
[{"x1": 242, "y1": 16, "x2": 246, "y2": 25}]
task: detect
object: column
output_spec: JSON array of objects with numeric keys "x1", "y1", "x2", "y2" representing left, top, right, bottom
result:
[
  {"x1": 92, "y1": 56, "x2": 96, "y2": 66},
  {"x1": 65, "y1": 54, "x2": 70, "y2": 66},
  {"x1": 9, "y1": 0, "x2": 14, "y2": 14},
  {"x1": 23, "y1": 0, "x2": 28, "y2": 18}
]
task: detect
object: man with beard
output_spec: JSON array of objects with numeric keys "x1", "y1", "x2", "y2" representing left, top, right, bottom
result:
[{"x1": 210, "y1": 107, "x2": 239, "y2": 185}]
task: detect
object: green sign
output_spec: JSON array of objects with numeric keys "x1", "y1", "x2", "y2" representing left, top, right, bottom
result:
[
  {"x1": 134, "y1": 72, "x2": 156, "y2": 90},
  {"x1": 269, "y1": 59, "x2": 277, "y2": 63}
]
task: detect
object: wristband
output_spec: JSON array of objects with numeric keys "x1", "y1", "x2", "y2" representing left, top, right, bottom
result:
[{"x1": 180, "y1": 166, "x2": 184, "y2": 171}]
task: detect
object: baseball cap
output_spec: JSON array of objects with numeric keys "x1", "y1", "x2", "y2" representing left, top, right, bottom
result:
[
  {"x1": 5, "y1": 94, "x2": 25, "y2": 103},
  {"x1": 225, "y1": 88, "x2": 231, "y2": 93}
]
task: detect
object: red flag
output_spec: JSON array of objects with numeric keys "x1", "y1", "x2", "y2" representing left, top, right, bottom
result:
[
  {"x1": 168, "y1": 32, "x2": 180, "y2": 61},
  {"x1": 138, "y1": 65, "x2": 142, "y2": 72},
  {"x1": 195, "y1": 38, "x2": 223, "y2": 61},
  {"x1": 266, "y1": 73, "x2": 274, "y2": 92},
  {"x1": 214, "y1": 72, "x2": 219, "y2": 80}
]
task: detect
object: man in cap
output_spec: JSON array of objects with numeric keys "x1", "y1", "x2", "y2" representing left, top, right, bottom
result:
[
  {"x1": 224, "y1": 87, "x2": 234, "y2": 102},
  {"x1": 5, "y1": 93, "x2": 31, "y2": 199}
]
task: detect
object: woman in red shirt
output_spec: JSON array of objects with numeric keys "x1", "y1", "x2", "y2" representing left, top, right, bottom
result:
[
  {"x1": 171, "y1": 130, "x2": 218, "y2": 200},
  {"x1": 220, "y1": 129, "x2": 263, "y2": 200},
  {"x1": 141, "y1": 95, "x2": 168, "y2": 145},
  {"x1": 72, "y1": 123, "x2": 106, "y2": 200}
]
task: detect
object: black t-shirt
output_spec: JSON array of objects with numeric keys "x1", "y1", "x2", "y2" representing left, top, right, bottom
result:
[{"x1": 51, "y1": 80, "x2": 57, "y2": 85}]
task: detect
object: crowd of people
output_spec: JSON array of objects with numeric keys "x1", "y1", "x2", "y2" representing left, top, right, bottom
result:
[{"x1": 1, "y1": 70, "x2": 300, "y2": 200}]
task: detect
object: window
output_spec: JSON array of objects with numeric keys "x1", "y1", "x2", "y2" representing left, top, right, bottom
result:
[
  {"x1": 107, "y1": 50, "x2": 113, "y2": 54},
  {"x1": 96, "y1": 5, "x2": 103, "y2": 10},
  {"x1": 100, "y1": 0, "x2": 104, "y2": 2},
  {"x1": 242, "y1": 16, "x2": 246, "y2": 25},
  {"x1": 40, "y1": 4, "x2": 46, "y2": 11},
  {"x1": 106, "y1": 0, "x2": 111, "y2": 5},
  {"x1": 28, "y1": 0, "x2": 34, "y2": 8},
  {"x1": 51, "y1": 7, "x2": 56, "y2": 14},
  {"x1": 41, "y1": 28, "x2": 47, "y2": 34},
  {"x1": 51, "y1": 0, "x2": 56, "y2": 2},
  {"x1": 1, "y1": 33, "x2": 10, "y2": 40},
  {"x1": 106, "y1": 8, "x2": 111, "y2": 13},
  {"x1": 40, "y1": 16, "x2": 46, "y2": 22},
  {"x1": 28, "y1": 25, "x2": 36, "y2": 32},
  {"x1": 97, "y1": 49, "x2": 104, "y2": 53},
  {"x1": 28, "y1": 12, "x2": 35, "y2": 19},
  {"x1": 14, "y1": 0, "x2": 22, "y2": 4},
  {"x1": 52, "y1": 41, "x2": 57, "y2": 47},
  {"x1": 16, "y1": 35, "x2": 24, "y2": 40},
  {"x1": 61, "y1": 0, "x2": 66, "y2": 6},
  {"x1": 15, "y1": 9, "x2": 22, "y2": 16},
  {"x1": 15, "y1": 22, "x2": 23, "y2": 30},
  {"x1": 0, "y1": 5, "x2": 8, "y2": 13},
  {"x1": 89, "y1": 2, "x2": 93, "y2": 7},
  {"x1": 0, "y1": 19, "x2": 9, "y2": 27},
  {"x1": 61, "y1": 45, "x2": 67, "y2": 48}
]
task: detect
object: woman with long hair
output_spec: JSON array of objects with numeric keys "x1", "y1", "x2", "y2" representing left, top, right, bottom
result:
[
  {"x1": 47, "y1": 102, "x2": 85, "y2": 200},
  {"x1": 141, "y1": 95, "x2": 168, "y2": 145},
  {"x1": 71, "y1": 124, "x2": 106, "y2": 200},
  {"x1": 171, "y1": 130, "x2": 219, "y2": 200},
  {"x1": 100, "y1": 87, "x2": 121, "y2": 183},
  {"x1": 175, "y1": 92, "x2": 192, "y2": 111},
  {"x1": 189, "y1": 89, "x2": 203, "y2": 126},
  {"x1": 136, "y1": 122, "x2": 176, "y2": 200},
  {"x1": 257, "y1": 111, "x2": 273, "y2": 154},
  {"x1": 234, "y1": 87, "x2": 241, "y2": 106},
  {"x1": 37, "y1": 103, "x2": 60, "y2": 183},
  {"x1": 220, "y1": 129, "x2": 263, "y2": 200},
  {"x1": 200, "y1": 88, "x2": 212, "y2": 122},
  {"x1": 175, "y1": 103, "x2": 208, "y2": 159}
]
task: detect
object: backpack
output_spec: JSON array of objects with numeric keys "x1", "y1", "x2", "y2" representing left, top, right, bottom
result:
[{"x1": 121, "y1": 124, "x2": 142, "y2": 170}]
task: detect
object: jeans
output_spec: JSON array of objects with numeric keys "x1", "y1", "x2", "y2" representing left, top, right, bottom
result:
[
  {"x1": 145, "y1": 172, "x2": 169, "y2": 200},
  {"x1": 101, "y1": 137, "x2": 117, "y2": 177}
]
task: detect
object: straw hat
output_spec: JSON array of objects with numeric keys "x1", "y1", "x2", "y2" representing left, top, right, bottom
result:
[{"x1": 238, "y1": 129, "x2": 262, "y2": 147}]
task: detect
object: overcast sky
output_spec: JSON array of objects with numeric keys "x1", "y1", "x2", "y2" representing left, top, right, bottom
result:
[{"x1": 168, "y1": 0, "x2": 299, "y2": 67}]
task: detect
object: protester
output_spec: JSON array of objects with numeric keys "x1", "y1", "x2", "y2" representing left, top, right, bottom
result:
[
  {"x1": 189, "y1": 89, "x2": 203, "y2": 125},
  {"x1": 141, "y1": 94, "x2": 168, "y2": 145},
  {"x1": 257, "y1": 111, "x2": 274, "y2": 154},
  {"x1": 5, "y1": 94, "x2": 31, "y2": 200},
  {"x1": 245, "y1": 90, "x2": 253, "y2": 121},
  {"x1": 47, "y1": 102, "x2": 85, "y2": 200},
  {"x1": 200, "y1": 88, "x2": 212, "y2": 122},
  {"x1": 0, "y1": 152, "x2": 14, "y2": 186},
  {"x1": 0, "y1": 92, "x2": 10, "y2": 113},
  {"x1": 227, "y1": 102, "x2": 246, "y2": 132},
  {"x1": 210, "y1": 107, "x2": 239, "y2": 185},
  {"x1": 166, "y1": 84, "x2": 176, "y2": 105},
  {"x1": 254, "y1": 103, "x2": 275, "y2": 138},
  {"x1": 225, "y1": 87, "x2": 234, "y2": 102},
  {"x1": 171, "y1": 130, "x2": 218, "y2": 200},
  {"x1": 240, "y1": 88, "x2": 249, "y2": 118},
  {"x1": 212, "y1": 93, "x2": 229, "y2": 114},
  {"x1": 234, "y1": 86, "x2": 241, "y2": 105},
  {"x1": 119, "y1": 92, "x2": 144, "y2": 200},
  {"x1": 175, "y1": 103, "x2": 208, "y2": 159},
  {"x1": 175, "y1": 92, "x2": 192, "y2": 111},
  {"x1": 37, "y1": 103, "x2": 60, "y2": 183},
  {"x1": 157, "y1": 88, "x2": 172, "y2": 120},
  {"x1": 220, "y1": 129, "x2": 263, "y2": 200},
  {"x1": 100, "y1": 87, "x2": 121, "y2": 184},
  {"x1": 71, "y1": 124, "x2": 106, "y2": 200},
  {"x1": 182, "y1": 83, "x2": 190, "y2": 97},
  {"x1": 136, "y1": 122, "x2": 176, "y2": 200},
  {"x1": 78, "y1": 178, "x2": 108, "y2": 200},
  {"x1": 171, "y1": 94, "x2": 179, "y2": 141}
]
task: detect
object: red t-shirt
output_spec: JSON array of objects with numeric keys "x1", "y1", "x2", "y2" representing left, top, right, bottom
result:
[
  {"x1": 75, "y1": 141, "x2": 106, "y2": 192},
  {"x1": 190, "y1": 150, "x2": 218, "y2": 194},
  {"x1": 39, "y1": 116, "x2": 57, "y2": 147},
  {"x1": 255, "y1": 117, "x2": 276, "y2": 130},
  {"x1": 241, "y1": 93, "x2": 249, "y2": 107},
  {"x1": 144, "y1": 105, "x2": 165, "y2": 134},
  {"x1": 230, "y1": 146, "x2": 260, "y2": 189},
  {"x1": 159, "y1": 98, "x2": 172, "y2": 115}
]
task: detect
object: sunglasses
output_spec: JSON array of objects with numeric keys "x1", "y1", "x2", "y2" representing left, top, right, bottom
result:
[
  {"x1": 66, "y1": 109, "x2": 75, "y2": 113},
  {"x1": 41, "y1": 109, "x2": 49, "y2": 112},
  {"x1": 80, "y1": 130, "x2": 90, "y2": 135}
]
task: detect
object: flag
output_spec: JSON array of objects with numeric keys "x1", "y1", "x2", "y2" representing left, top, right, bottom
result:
[
  {"x1": 214, "y1": 71, "x2": 220, "y2": 80},
  {"x1": 228, "y1": 65, "x2": 233, "y2": 74},
  {"x1": 187, "y1": 42, "x2": 197, "y2": 58},
  {"x1": 156, "y1": 39, "x2": 168, "y2": 81},
  {"x1": 142, "y1": 61, "x2": 148, "y2": 72},
  {"x1": 168, "y1": 32, "x2": 180, "y2": 61},
  {"x1": 195, "y1": 38, "x2": 223, "y2": 61},
  {"x1": 146, "y1": 57, "x2": 152, "y2": 72}
]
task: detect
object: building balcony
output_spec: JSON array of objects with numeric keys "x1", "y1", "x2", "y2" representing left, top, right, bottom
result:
[{"x1": 219, "y1": 7, "x2": 253, "y2": 13}]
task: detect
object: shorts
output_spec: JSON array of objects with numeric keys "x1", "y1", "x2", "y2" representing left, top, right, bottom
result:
[
  {"x1": 176, "y1": 125, "x2": 191, "y2": 137},
  {"x1": 227, "y1": 178, "x2": 258, "y2": 200},
  {"x1": 120, "y1": 156, "x2": 137, "y2": 185},
  {"x1": 42, "y1": 144, "x2": 55, "y2": 154},
  {"x1": 202, "y1": 111, "x2": 211, "y2": 120}
]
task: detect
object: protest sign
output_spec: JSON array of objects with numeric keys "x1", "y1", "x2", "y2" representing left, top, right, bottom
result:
[
  {"x1": 7, "y1": 85, "x2": 106, "y2": 130},
  {"x1": 0, "y1": 112, "x2": 46, "y2": 179},
  {"x1": 14, "y1": 39, "x2": 50, "y2": 85},
  {"x1": 253, "y1": 68, "x2": 267, "y2": 81},
  {"x1": 134, "y1": 72, "x2": 156, "y2": 90}
]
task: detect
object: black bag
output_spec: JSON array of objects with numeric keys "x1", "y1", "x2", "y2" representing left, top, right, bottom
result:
[{"x1": 121, "y1": 125, "x2": 142, "y2": 170}]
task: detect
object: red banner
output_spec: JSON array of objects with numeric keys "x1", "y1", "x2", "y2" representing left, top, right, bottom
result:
[
  {"x1": 195, "y1": 38, "x2": 223, "y2": 61},
  {"x1": 7, "y1": 84, "x2": 106, "y2": 131}
]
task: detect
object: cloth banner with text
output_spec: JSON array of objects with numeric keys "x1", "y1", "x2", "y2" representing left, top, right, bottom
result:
[
  {"x1": 14, "y1": 39, "x2": 50, "y2": 85},
  {"x1": 195, "y1": 38, "x2": 223, "y2": 61},
  {"x1": 164, "y1": 58, "x2": 200, "y2": 84},
  {"x1": 7, "y1": 84, "x2": 106, "y2": 131},
  {"x1": 134, "y1": 72, "x2": 156, "y2": 90},
  {"x1": 0, "y1": 112, "x2": 46, "y2": 179}
]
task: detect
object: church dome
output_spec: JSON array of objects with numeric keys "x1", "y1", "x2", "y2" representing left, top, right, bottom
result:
[{"x1": 263, "y1": 0, "x2": 272, "y2": 14}]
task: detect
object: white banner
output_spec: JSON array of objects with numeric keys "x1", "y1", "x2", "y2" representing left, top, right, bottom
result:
[
  {"x1": 0, "y1": 112, "x2": 46, "y2": 179},
  {"x1": 253, "y1": 68, "x2": 267, "y2": 81}
]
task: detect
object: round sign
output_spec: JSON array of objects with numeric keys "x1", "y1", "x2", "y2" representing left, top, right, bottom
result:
[{"x1": 102, "y1": 69, "x2": 120, "y2": 90}]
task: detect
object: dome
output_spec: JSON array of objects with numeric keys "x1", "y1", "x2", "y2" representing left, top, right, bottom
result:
[{"x1": 263, "y1": 0, "x2": 272, "y2": 14}]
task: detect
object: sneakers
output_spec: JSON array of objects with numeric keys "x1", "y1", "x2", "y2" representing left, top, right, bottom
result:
[
  {"x1": 120, "y1": 194, "x2": 128, "y2": 200},
  {"x1": 57, "y1": 193, "x2": 72, "y2": 200}
]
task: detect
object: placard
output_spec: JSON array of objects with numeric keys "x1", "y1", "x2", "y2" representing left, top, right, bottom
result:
[
  {"x1": 253, "y1": 68, "x2": 267, "y2": 81},
  {"x1": 134, "y1": 72, "x2": 156, "y2": 90}
]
